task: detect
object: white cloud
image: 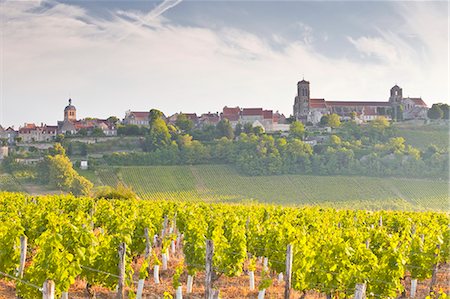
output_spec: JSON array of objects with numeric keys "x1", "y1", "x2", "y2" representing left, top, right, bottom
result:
[{"x1": 0, "y1": 1, "x2": 448, "y2": 127}]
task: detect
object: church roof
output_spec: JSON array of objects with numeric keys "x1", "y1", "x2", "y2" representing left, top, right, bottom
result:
[
  {"x1": 298, "y1": 79, "x2": 310, "y2": 84},
  {"x1": 309, "y1": 99, "x2": 327, "y2": 109},
  {"x1": 64, "y1": 98, "x2": 76, "y2": 111},
  {"x1": 404, "y1": 97, "x2": 427, "y2": 107},
  {"x1": 326, "y1": 101, "x2": 390, "y2": 107}
]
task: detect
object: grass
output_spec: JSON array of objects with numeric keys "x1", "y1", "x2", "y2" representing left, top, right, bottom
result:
[
  {"x1": 81, "y1": 165, "x2": 450, "y2": 211},
  {"x1": 0, "y1": 173, "x2": 24, "y2": 192},
  {"x1": 395, "y1": 126, "x2": 449, "y2": 151}
]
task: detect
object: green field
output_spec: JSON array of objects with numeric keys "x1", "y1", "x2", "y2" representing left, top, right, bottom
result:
[
  {"x1": 86, "y1": 164, "x2": 449, "y2": 211},
  {"x1": 0, "y1": 174, "x2": 24, "y2": 192},
  {"x1": 396, "y1": 125, "x2": 449, "y2": 151}
]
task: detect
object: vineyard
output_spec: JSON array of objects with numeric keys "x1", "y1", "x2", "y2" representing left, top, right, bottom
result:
[
  {"x1": 0, "y1": 192, "x2": 449, "y2": 298},
  {"x1": 90, "y1": 165, "x2": 450, "y2": 211},
  {"x1": 396, "y1": 127, "x2": 449, "y2": 151}
]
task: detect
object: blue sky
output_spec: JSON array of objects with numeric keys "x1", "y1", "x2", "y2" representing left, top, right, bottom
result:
[{"x1": 1, "y1": 0, "x2": 448, "y2": 127}]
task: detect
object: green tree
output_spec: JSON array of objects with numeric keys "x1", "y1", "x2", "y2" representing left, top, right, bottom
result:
[
  {"x1": 80, "y1": 143, "x2": 88, "y2": 156},
  {"x1": 145, "y1": 118, "x2": 171, "y2": 151},
  {"x1": 55, "y1": 134, "x2": 65, "y2": 143},
  {"x1": 428, "y1": 104, "x2": 444, "y2": 120},
  {"x1": 243, "y1": 123, "x2": 253, "y2": 134},
  {"x1": 49, "y1": 143, "x2": 66, "y2": 156},
  {"x1": 175, "y1": 114, "x2": 194, "y2": 133},
  {"x1": 78, "y1": 128, "x2": 88, "y2": 136},
  {"x1": 106, "y1": 116, "x2": 120, "y2": 125},
  {"x1": 91, "y1": 127, "x2": 105, "y2": 137},
  {"x1": 67, "y1": 143, "x2": 73, "y2": 156},
  {"x1": 328, "y1": 114, "x2": 341, "y2": 128},
  {"x1": 216, "y1": 119, "x2": 234, "y2": 140},
  {"x1": 330, "y1": 135, "x2": 341, "y2": 146},
  {"x1": 320, "y1": 115, "x2": 330, "y2": 127},
  {"x1": 289, "y1": 121, "x2": 305, "y2": 139},
  {"x1": 370, "y1": 116, "x2": 390, "y2": 131},
  {"x1": 149, "y1": 109, "x2": 164, "y2": 126},
  {"x1": 253, "y1": 126, "x2": 264, "y2": 136}
]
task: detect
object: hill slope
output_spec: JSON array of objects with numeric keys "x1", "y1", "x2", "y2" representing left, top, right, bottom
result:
[{"x1": 89, "y1": 164, "x2": 449, "y2": 211}]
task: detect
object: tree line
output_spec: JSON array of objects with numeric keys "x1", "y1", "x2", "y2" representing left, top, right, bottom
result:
[{"x1": 104, "y1": 110, "x2": 448, "y2": 179}]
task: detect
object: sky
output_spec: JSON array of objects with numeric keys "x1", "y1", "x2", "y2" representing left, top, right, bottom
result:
[{"x1": 1, "y1": 0, "x2": 449, "y2": 127}]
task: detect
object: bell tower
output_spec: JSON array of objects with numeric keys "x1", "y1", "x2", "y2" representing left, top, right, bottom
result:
[
  {"x1": 293, "y1": 79, "x2": 310, "y2": 121},
  {"x1": 64, "y1": 98, "x2": 77, "y2": 122},
  {"x1": 389, "y1": 85, "x2": 403, "y2": 121}
]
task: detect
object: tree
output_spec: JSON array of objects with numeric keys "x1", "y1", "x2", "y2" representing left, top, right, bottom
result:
[
  {"x1": 328, "y1": 114, "x2": 341, "y2": 128},
  {"x1": 80, "y1": 143, "x2": 88, "y2": 156},
  {"x1": 91, "y1": 127, "x2": 105, "y2": 137},
  {"x1": 370, "y1": 116, "x2": 390, "y2": 131},
  {"x1": 175, "y1": 114, "x2": 194, "y2": 133},
  {"x1": 149, "y1": 109, "x2": 164, "y2": 126},
  {"x1": 330, "y1": 135, "x2": 341, "y2": 146},
  {"x1": 320, "y1": 115, "x2": 330, "y2": 126},
  {"x1": 234, "y1": 123, "x2": 243, "y2": 136},
  {"x1": 289, "y1": 121, "x2": 305, "y2": 139},
  {"x1": 438, "y1": 103, "x2": 450, "y2": 119},
  {"x1": 428, "y1": 104, "x2": 444, "y2": 120},
  {"x1": 216, "y1": 119, "x2": 234, "y2": 140},
  {"x1": 145, "y1": 118, "x2": 171, "y2": 151},
  {"x1": 55, "y1": 134, "x2": 65, "y2": 143},
  {"x1": 78, "y1": 128, "x2": 88, "y2": 136},
  {"x1": 49, "y1": 143, "x2": 66, "y2": 156},
  {"x1": 243, "y1": 123, "x2": 253, "y2": 134},
  {"x1": 67, "y1": 143, "x2": 73, "y2": 156},
  {"x1": 106, "y1": 116, "x2": 120, "y2": 125},
  {"x1": 253, "y1": 126, "x2": 264, "y2": 136}
]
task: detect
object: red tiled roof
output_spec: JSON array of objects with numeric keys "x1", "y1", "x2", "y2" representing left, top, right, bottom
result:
[
  {"x1": 129, "y1": 111, "x2": 150, "y2": 120},
  {"x1": 183, "y1": 113, "x2": 198, "y2": 121},
  {"x1": 326, "y1": 101, "x2": 390, "y2": 107},
  {"x1": 309, "y1": 99, "x2": 327, "y2": 109},
  {"x1": 408, "y1": 98, "x2": 427, "y2": 107},
  {"x1": 223, "y1": 106, "x2": 240, "y2": 116},
  {"x1": 363, "y1": 107, "x2": 378, "y2": 116},
  {"x1": 242, "y1": 108, "x2": 263, "y2": 116},
  {"x1": 262, "y1": 110, "x2": 273, "y2": 119}
]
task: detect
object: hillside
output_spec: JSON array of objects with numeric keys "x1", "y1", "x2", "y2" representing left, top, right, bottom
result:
[
  {"x1": 83, "y1": 164, "x2": 449, "y2": 211},
  {"x1": 397, "y1": 123, "x2": 450, "y2": 150}
]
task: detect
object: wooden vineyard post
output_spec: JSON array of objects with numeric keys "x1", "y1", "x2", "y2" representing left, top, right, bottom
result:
[
  {"x1": 410, "y1": 278, "x2": 418, "y2": 298},
  {"x1": 144, "y1": 228, "x2": 152, "y2": 259},
  {"x1": 354, "y1": 283, "x2": 366, "y2": 299},
  {"x1": 162, "y1": 215, "x2": 168, "y2": 240},
  {"x1": 42, "y1": 280, "x2": 55, "y2": 299},
  {"x1": 284, "y1": 244, "x2": 293, "y2": 299},
  {"x1": 137, "y1": 228, "x2": 152, "y2": 299},
  {"x1": 429, "y1": 244, "x2": 441, "y2": 295},
  {"x1": 117, "y1": 242, "x2": 126, "y2": 299},
  {"x1": 378, "y1": 215, "x2": 383, "y2": 227},
  {"x1": 205, "y1": 240, "x2": 214, "y2": 299},
  {"x1": 18, "y1": 235, "x2": 27, "y2": 278}
]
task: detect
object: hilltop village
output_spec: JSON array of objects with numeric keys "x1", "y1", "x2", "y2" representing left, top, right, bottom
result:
[{"x1": 0, "y1": 80, "x2": 439, "y2": 145}]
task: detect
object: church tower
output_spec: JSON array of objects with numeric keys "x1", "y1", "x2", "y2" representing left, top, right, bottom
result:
[
  {"x1": 389, "y1": 85, "x2": 403, "y2": 103},
  {"x1": 389, "y1": 85, "x2": 403, "y2": 121},
  {"x1": 293, "y1": 79, "x2": 310, "y2": 122},
  {"x1": 64, "y1": 98, "x2": 77, "y2": 122}
]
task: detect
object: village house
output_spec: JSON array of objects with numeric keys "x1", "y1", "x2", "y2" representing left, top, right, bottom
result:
[
  {"x1": 221, "y1": 106, "x2": 289, "y2": 132},
  {"x1": 123, "y1": 111, "x2": 151, "y2": 127},
  {"x1": 198, "y1": 112, "x2": 220, "y2": 127},
  {"x1": 18, "y1": 123, "x2": 58, "y2": 143},
  {"x1": 0, "y1": 126, "x2": 17, "y2": 144}
]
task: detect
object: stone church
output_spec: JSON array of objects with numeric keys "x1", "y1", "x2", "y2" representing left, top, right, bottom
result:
[{"x1": 293, "y1": 79, "x2": 428, "y2": 124}]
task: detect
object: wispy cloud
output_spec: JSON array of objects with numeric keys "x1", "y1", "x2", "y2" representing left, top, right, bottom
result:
[{"x1": 1, "y1": 0, "x2": 447, "y2": 127}]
